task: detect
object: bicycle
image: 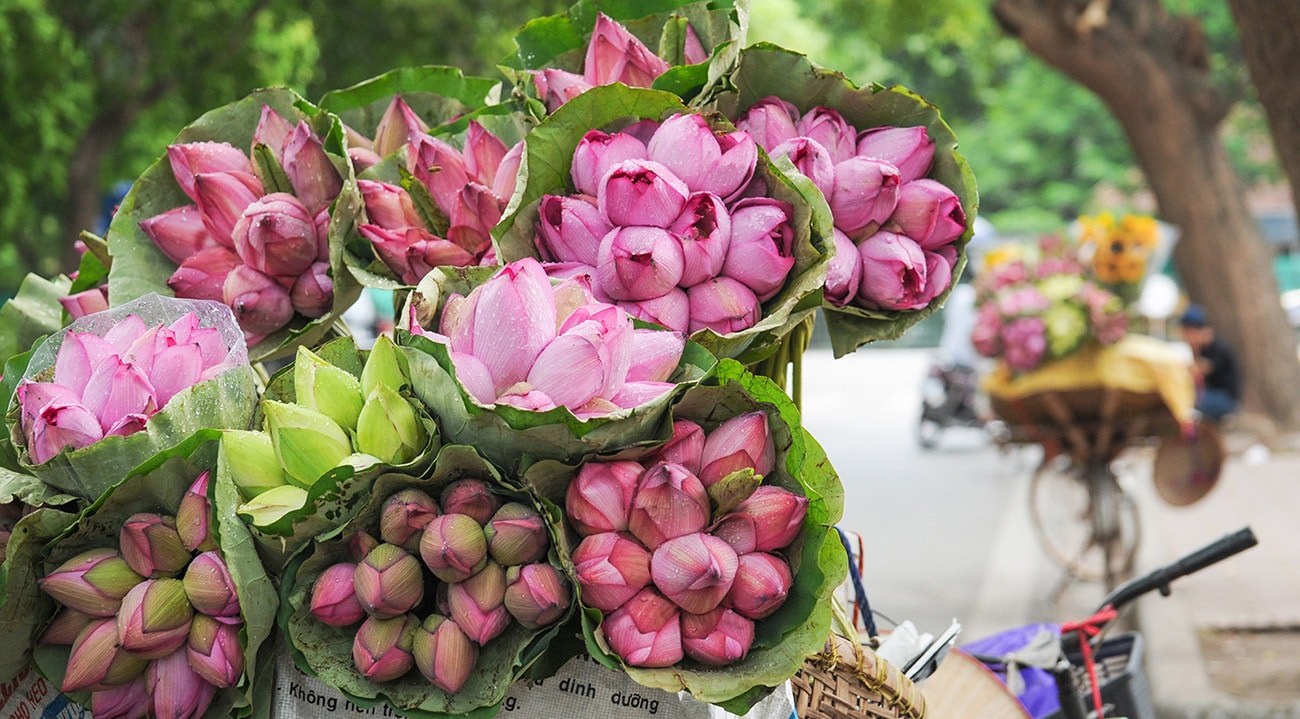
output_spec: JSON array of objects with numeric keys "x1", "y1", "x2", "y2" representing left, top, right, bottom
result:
[{"x1": 927, "y1": 526, "x2": 1258, "y2": 719}]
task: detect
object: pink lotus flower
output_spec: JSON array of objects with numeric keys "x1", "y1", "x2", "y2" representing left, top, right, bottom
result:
[
  {"x1": 669, "y1": 192, "x2": 732, "y2": 287},
  {"x1": 601, "y1": 588, "x2": 682, "y2": 668},
  {"x1": 504, "y1": 563, "x2": 572, "y2": 628},
  {"x1": 657, "y1": 420, "x2": 706, "y2": 476},
  {"x1": 359, "y1": 180, "x2": 423, "y2": 229},
  {"x1": 90, "y1": 674, "x2": 150, "y2": 719},
  {"x1": 566, "y1": 460, "x2": 643, "y2": 536},
  {"x1": 419, "y1": 513, "x2": 488, "y2": 583},
  {"x1": 280, "y1": 121, "x2": 344, "y2": 215},
  {"x1": 231, "y1": 192, "x2": 318, "y2": 277},
  {"x1": 628, "y1": 462, "x2": 710, "y2": 550},
  {"x1": 712, "y1": 486, "x2": 808, "y2": 554},
  {"x1": 447, "y1": 561, "x2": 512, "y2": 645},
  {"x1": 62, "y1": 618, "x2": 148, "y2": 692},
  {"x1": 596, "y1": 226, "x2": 685, "y2": 301},
  {"x1": 725, "y1": 552, "x2": 793, "y2": 620},
  {"x1": 439, "y1": 479, "x2": 502, "y2": 527},
  {"x1": 532, "y1": 69, "x2": 595, "y2": 113},
  {"x1": 370, "y1": 96, "x2": 429, "y2": 158},
  {"x1": 856, "y1": 231, "x2": 930, "y2": 311},
  {"x1": 768, "y1": 137, "x2": 835, "y2": 200},
  {"x1": 176, "y1": 471, "x2": 216, "y2": 553},
  {"x1": 572, "y1": 532, "x2": 652, "y2": 612},
  {"x1": 484, "y1": 502, "x2": 550, "y2": 566},
  {"x1": 855, "y1": 126, "x2": 936, "y2": 185},
  {"x1": 536, "y1": 195, "x2": 611, "y2": 266},
  {"x1": 223, "y1": 265, "x2": 295, "y2": 341},
  {"x1": 651, "y1": 533, "x2": 738, "y2": 614},
  {"x1": 886, "y1": 179, "x2": 967, "y2": 249},
  {"x1": 622, "y1": 288, "x2": 690, "y2": 333},
  {"x1": 290, "y1": 261, "x2": 333, "y2": 318},
  {"x1": 380, "y1": 488, "x2": 441, "y2": 551},
  {"x1": 186, "y1": 613, "x2": 244, "y2": 688},
  {"x1": 166, "y1": 142, "x2": 255, "y2": 205},
  {"x1": 824, "y1": 229, "x2": 863, "y2": 306},
  {"x1": 796, "y1": 106, "x2": 857, "y2": 164},
  {"x1": 829, "y1": 157, "x2": 901, "y2": 236},
  {"x1": 354, "y1": 543, "x2": 425, "y2": 618},
  {"x1": 686, "y1": 277, "x2": 760, "y2": 335},
  {"x1": 734, "y1": 96, "x2": 800, "y2": 151},
  {"x1": 310, "y1": 562, "x2": 366, "y2": 627},
  {"x1": 150, "y1": 648, "x2": 218, "y2": 719},
  {"x1": 182, "y1": 550, "x2": 240, "y2": 617},
  {"x1": 571, "y1": 129, "x2": 648, "y2": 197},
  {"x1": 412, "y1": 615, "x2": 477, "y2": 693},
  {"x1": 116, "y1": 578, "x2": 194, "y2": 659},
  {"x1": 681, "y1": 607, "x2": 754, "y2": 666},
  {"x1": 117, "y1": 514, "x2": 186, "y2": 575},
  {"x1": 647, "y1": 114, "x2": 757, "y2": 200},
  {"x1": 140, "y1": 205, "x2": 226, "y2": 265},
  {"x1": 721, "y1": 198, "x2": 796, "y2": 302},
  {"x1": 353, "y1": 614, "x2": 417, "y2": 682},
  {"x1": 168, "y1": 247, "x2": 242, "y2": 303},
  {"x1": 360, "y1": 225, "x2": 477, "y2": 285},
  {"x1": 698, "y1": 411, "x2": 777, "y2": 487},
  {"x1": 532, "y1": 14, "x2": 672, "y2": 111},
  {"x1": 38, "y1": 548, "x2": 143, "y2": 617},
  {"x1": 193, "y1": 171, "x2": 264, "y2": 245},
  {"x1": 598, "y1": 159, "x2": 691, "y2": 229}
]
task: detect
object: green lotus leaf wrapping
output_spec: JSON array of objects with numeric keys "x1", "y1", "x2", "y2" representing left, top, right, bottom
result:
[
  {"x1": 493, "y1": 83, "x2": 830, "y2": 363},
  {"x1": 0, "y1": 506, "x2": 80, "y2": 682},
  {"x1": 710, "y1": 44, "x2": 979, "y2": 357},
  {"x1": 26, "y1": 435, "x2": 276, "y2": 718},
  {"x1": 523, "y1": 359, "x2": 845, "y2": 711},
  {"x1": 105, "y1": 86, "x2": 364, "y2": 363},
  {"x1": 281, "y1": 445, "x2": 576, "y2": 718}
]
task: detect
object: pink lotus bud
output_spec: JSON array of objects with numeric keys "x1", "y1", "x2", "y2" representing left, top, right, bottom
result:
[
  {"x1": 314, "y1": 207, "x2": 330, "y2": 260},
  {"x1": 167, "y1": 247, "x2": 241, "y2": 303},
  {"x1": 923, "y1": 246, "x2": 956, "y2": 305},
  {"x1": 150, "y1": 647, "x2": 217, "y2": 719},
  {"x1": 485, "y1": 502, "x2": 549, "y2": 567},
  {"x1": 622, "y1": 287, "x2": 690, "y2": 333},
  {"x1": 446, "y1": 182, "x2": 500, "y2": 258},
  {"x1": 182, "y1": 551, "x2": 240, "y2": 617},
  {"x1": 140, "y1": 205, "x2": 225, "y2": 264},
  {"x1": 627, "y1": 329, "x2": 684, "y2": 384},
  {"x1": 598, "y1": 159, "x2": 690, "y2": 229},
  {"x1": 886, "y1": 179, "x2": 967, "y2": 249},
  {"x1": 193, "y1": 171, "x2": 263, "y2": 243},
  {"x1": 721, "y1": 205, "x2": 795, "y2": 304},
  {"x1": 176, "y1": 471, "x2": 216, "y2": 553},
  {"x1": 735, "y1": 96, "x2": 800, "y2": 152},
  {"x1": 186, "y1": 613, "x2": 244, "y2": 688},
  {"x1": 829, "y1": 157, "x2": 901, "y2": 236},
  {"x1": 856, "y1": 230, "x2": 929, "y2": 311},
  {"x1": 291, "y1": 261, "x2": 333, "y2": 318},
  {"x1": 116, "y1": 578, "x2": 194, "y2": 659},
  {"x1": 651, "y1": 533, "x2": 738, "y2": 614},
  {"x1": 281, "y1": 121, "x2": 344, "y2": 214},
  {"x1": 726, "y1": 552, "x2": 793, "y2": 620},
  {"x1": 699, "y1": 411, "x2": 776, "y2": 487},
  {"x1": 354, "y1": 543, "x2": 425, "y2": 618},
  {"x1": 59, "y1": 286, "x2": 110, "y2": 321},
  {"x1": 39, "y1": 548, "x2": 143, "y2": 617},
  {"x1": 572, "y1": 532, "x2": 651, "y2": 612},
  {"x1": 657, "y1": 420, "x2": 705, "y2": 475},
  {"x1": 39, "y1": 607, "x2": 95, "y2": 645},
  {"x1": 681, "y1": 607, "x2": 754, "y2": 666},
  {"x1": 718, "y1": 486, "x2": 808, "y2": 552},
  {"x1": 119, "y1": 513, "x2": 190, "y2": 578},
  {"x1": 359, "y1": 180, "x2": 423, "y2": 228},
  {"x1": 419, "y1": 513, "x2": 488, "y2": 583},
  {"x1": 566, "y1": 461, "x2": 643, "y2": 536},
  {"x1": 412, "y1": 614, "x2": 477, "y2": 693},
  {"x1": 253, "y1": 105, "x2": 294, "y2": 156},
  {"x1": 602, "y1": 588, "x2": 682, "y2": 668},
  {"x1": 353, "y1": 614, "x2": 417, "y2": 682},
  {"x1": 796, "y1": 106, "x2": 858, "y2": 164},
  {"x1": 504, "y1": 563, "x2": 572, "y2": 629},
  {"x1": 90, "y1": 674, "x2": 150, "y2": 719},
  {"x1": 596, "y1": 226, "x2": 685, "y2": 302},
  {"x1": 463, "y1": 121, "x2": 510, "y2": 189},
  {"x1": 493, "y1": 141, "x2": 524, "y2": 203},
  {"x1": 63, "y1": 618, "x2": 148, "y2": 692},
  {"x1": 447, "y1": 561, "x2": 511, "y2": 645},
  {"x1": 362, "y1": 224, "x2": 477, "y2": 284},
  {"x1": 572, "y1": 129, "x2": 648, "y2": 196},
  {"x1": 533, "y1": 68, "x2": 594, "y2": 112},
  {"x1": 669, "y1": 192, "x2": 731, "y2": 287},
  {"x1": 687, "y1": 277, "x2": 761, "y2": 335},
  {"x1": 231, "y1": 192, "x2": 318, "y2": 277},
  {"x1": 408, "y1": 135, "x2": 470, "y2": 215},
  {"x1": 373, "y1": 96, "x2": 428, "y2": 157},
  {"x1": 223, "y1": 264, "x2": 295, "y2": 339},
  {"x1": 585, "y1": 13, "x2": 671, "y2": 88},
  {"x1": 439, "y1": 479, "x2": 503, "y2": 526},
  {"x1": 166, "y1": 142, "x2": 254, "y2": 204},
  {"x1": 647, "y1": 114, "x2": 756, "y2": 200},
  {"x1": 825, "y1": 228, "x2": 862, "y2": 307},
  {"x1": 769, "y1": 137, "x2": 835, "y2": 200},
  {"x1": 628, "y1": 462, "x2": 710, "y2": 550},
  {"x1": 380, "y1": 489, "x2": 441, "y2": 551},
  {"x1": 311, "y1": 562, "x2": 366, "y2": 627},
  {"x1": 536, "y1": 195, "x2": 611, "y2": 266},
  {"x1": 682, "y1": 22, "x2": 708, "y2": 63},
  {"x1": 16, "y1": 379, "x2": 102, "y2": 462},
  {"x1": 349, "y1": 531, "x2": 380, "y2": 562},
  {"x1": 856, "y1": 126, "x2": 935, "y2": 184}
]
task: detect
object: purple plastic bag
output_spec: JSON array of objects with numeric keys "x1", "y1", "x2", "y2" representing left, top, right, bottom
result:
[{"x1": 962, "y1": 622, "x2": 1062, "y2": 719}]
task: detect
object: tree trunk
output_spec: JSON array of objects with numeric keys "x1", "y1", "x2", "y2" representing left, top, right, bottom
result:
[
  {"x1": 1227, "y1": 0, "x2": 1300, "y2": 234},
  {"x1": 991, "y1": 0, "x2": 1300, "y2": 430},
  {"x1": 63, "y1": 111, "x2": 131, "y2": 274}
]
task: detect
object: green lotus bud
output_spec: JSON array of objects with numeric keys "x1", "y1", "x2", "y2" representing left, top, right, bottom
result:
[
  {"x1": 412, "y1": 614, "x2": 476, "y2": 694},
  {"x1": 362, "y1": 334, "x2": 409, "y2": 397},
  {"x1": 119, "y1": 513, "x2": 191, "y2": 578},
  {"x1": 116, "y1": 578, "x2": 194, "y2": 659},
  {"x1": 237, "y1": 484, "x2": 309, "y2": 526},
  {"x1": 220, "y1": 430, "x2": 288, "y2": 497},
  {"x1": 294, "y1": 346, "x2": 365, "y2": 432},
  {"x1": 354, "y1": 543, "x2": 425, "y2": 618},
  {"x1": 263, "y1": 400, "x2": 352, "y2": 486},
  {"x1": 62, "y1": 617, "x2": 149, "y2": 692},
  {"x1": 355, "y1": 384, "x2": 426, "y2": 465},
  {"x1": 484, "y1": 502, "x2": 549, "y2": 567},
  {"x1": 38, "y1": 548, "x2": 143, "y2": 616}
]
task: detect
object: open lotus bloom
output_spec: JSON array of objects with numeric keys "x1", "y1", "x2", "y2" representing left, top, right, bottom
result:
[
  {"x1": 14, "y1": 295, "x2": 247, "y2": 466},
  {"x1": 415, "y1": 257, "x2": 686, "y2": 419}
]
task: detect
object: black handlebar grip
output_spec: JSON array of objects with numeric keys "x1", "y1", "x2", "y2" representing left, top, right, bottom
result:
[{"x1": 1103, "y1": 527, "x2": 1257, "y2": 611}]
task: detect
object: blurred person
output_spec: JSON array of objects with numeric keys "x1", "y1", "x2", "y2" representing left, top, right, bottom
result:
[{"x1": 1179, "y1": 305, "x2": 1241, "y2": 422}]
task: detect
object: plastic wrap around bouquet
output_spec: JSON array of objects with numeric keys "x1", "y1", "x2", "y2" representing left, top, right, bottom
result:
[
  {"x1": 3, "y1": 294, "x2": 257, "y2": 502},
  {"x1": 519, "y1": 360, "x2": 846, "y2": 713},
  {"x1": 0, "y1": 438, "x2": 275, "y2": 718},
  {"x1": 280, "y1": 446, "x2": 576, "y2": 717},
  {"x1": 105, "y1": 87, "x2": 364, "y2": 362}
]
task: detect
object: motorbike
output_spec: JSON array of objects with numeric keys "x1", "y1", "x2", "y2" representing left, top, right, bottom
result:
[{"x1": 917, "y1": 361, "x2": 988, "y2": 449}]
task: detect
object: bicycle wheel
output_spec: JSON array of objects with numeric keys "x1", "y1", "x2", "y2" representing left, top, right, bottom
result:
[{"x1": 1028, "y1": 455, "x2": 1140, "y2": 585}]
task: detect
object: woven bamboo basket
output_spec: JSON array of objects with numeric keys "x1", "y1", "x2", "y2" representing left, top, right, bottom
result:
[{"x1": 792, "y1": 632, "x2": 926, "y2": 719}]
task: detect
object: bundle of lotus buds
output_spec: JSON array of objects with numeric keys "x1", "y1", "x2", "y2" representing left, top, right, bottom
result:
[
  {"x1": 565, "y1": 410, "x2": 808, "y2": 667},
  {"x1": 35, "y1": 472, "x2": 245, "y2": 719},
  {"x1": 308, "y1": 480, "x2": 571, "y2": 693}
]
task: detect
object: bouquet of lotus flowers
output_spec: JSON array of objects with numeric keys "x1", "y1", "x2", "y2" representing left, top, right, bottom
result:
[{"x1": 972, "y1": 236, "x2": 1130, "y2": 373}]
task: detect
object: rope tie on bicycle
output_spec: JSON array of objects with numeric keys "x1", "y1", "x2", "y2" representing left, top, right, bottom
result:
[{"x1": 1060, "y1": 605, "x2": 1119, "y2": 718}]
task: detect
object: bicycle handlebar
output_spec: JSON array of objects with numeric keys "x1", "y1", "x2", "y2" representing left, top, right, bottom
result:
[{"x1": 1101, "y1": 526, "x2": 1257, "y2": 612}]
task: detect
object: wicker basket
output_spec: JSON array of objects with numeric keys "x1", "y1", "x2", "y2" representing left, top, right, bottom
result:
[{"x1": 792, "y1": 633, "x2": 926, "y2": 719}]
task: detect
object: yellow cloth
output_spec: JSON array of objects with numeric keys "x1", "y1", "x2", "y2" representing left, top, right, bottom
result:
[{"x1": 983, "y1": 335, "x2": 1196, "y2": 424}]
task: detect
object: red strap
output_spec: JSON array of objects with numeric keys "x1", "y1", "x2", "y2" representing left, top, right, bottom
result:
[{"x1": 1060, "y1": 606, "x2": 1118, "y2": 718}]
